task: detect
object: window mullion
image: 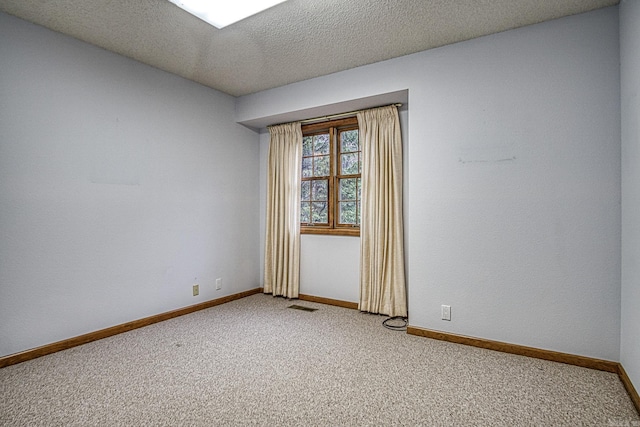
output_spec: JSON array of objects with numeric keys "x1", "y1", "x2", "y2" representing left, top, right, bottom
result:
[{"x1": 329, "y1": 127, "x2": 336, "y2": 229}]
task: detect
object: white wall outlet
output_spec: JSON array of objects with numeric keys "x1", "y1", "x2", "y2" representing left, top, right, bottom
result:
[
  {"x1": 193, "y1": 284, "x2": 199, "y2": 296},
  {"x1": 215, "y1": 278, "x2": 222, "y2": 290},
  {"x1": 441, "y1": 304, "x2": 451, "y2": 321}
]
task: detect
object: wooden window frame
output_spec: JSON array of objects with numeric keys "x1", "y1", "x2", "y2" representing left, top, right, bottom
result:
[{"x1": 301, "y1": 117, "x2": 360, "y2": 237}]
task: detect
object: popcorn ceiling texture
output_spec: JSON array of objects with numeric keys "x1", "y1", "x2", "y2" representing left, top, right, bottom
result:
[
  {"x1": 0, "y1": 294, "x2": 637, "y2": 426},
  {"x1": 0, "y1": 0, "x2": 618, "y2": 96}
]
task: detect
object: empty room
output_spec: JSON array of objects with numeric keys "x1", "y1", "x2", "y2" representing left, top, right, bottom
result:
[{"x1": 1, "y1": 0, "x2": 639, "y2": 425}]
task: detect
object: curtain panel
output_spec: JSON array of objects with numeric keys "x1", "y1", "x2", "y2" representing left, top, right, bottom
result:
[
  {"x1": 264, "y1": 122, "x2": 302, "y2": 299},
  {"x1": 357, "y1": 106, "x2": 407, "y2": 317}
]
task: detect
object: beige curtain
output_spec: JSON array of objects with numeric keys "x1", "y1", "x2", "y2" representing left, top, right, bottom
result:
[
  {"x1": 358, "y1": 106, "x2": 407, "y2": 317},
  {"x1": 264, "y1": 122, "x2": 302, "y2": 299}
]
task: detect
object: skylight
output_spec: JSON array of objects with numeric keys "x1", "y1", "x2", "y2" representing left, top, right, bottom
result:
[{"x1": 167, "y1": 0, "x2": 288, "y2": 29}]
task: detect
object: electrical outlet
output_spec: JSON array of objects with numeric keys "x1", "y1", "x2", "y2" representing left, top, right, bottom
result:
[
  {"x1": 193, "y1": 284, "x2": 199, "y2": 296},
  {"x1": 441, "y1": 305, "x2": 451, "y2": 321},
  {"x1": 215, "y1": 278, "x2": 222, "y2": 290}
]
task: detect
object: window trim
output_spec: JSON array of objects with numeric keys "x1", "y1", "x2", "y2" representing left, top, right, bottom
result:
[{"x1": 300, "y1": 117, "x2": 360, "y2": 237}]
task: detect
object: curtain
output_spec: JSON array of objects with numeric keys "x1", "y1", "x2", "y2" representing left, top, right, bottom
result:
[
  {"x1": 358, "y1": 105, "x2": 407, "y2": 317},
  {"x1": 264, "y1": 122, "x2": 302, "y2": 299}
]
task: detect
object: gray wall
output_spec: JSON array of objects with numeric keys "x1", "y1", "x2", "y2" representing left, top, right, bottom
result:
[
  {"x1": 620, "y1": 0, "x2": 640, "y2": 398},
  {"x1": 242, "y1": 7, "x2": 621, "y2": 361},
  {"x1": 0, "y1": 13, "x2": 261, "y2": 358}
]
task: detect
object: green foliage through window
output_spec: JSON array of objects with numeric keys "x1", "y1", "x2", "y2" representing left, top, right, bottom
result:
[{"x1": 300, "y1": 118, "x2": 360, "y2": 234}]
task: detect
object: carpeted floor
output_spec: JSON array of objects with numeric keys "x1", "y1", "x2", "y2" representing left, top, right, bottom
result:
[{"x1": 1, "y1": 294, "x2": 638, "y2": 426}]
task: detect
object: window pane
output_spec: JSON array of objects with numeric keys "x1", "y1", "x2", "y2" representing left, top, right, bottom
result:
[
  {"x1": 314, "y1": 155, "x2": 330, "y2": 176},
  {"x1": 341, "y1": 130, "x2": 359, "y2": 153},
  {"x1": 314, "y1": 134, "x2": 330, "y2": 155},
  {"x1": 341, "y1": 153, "x2": 359, "y2": 175},
  {"x1": 303, "y1": 136, "x2": 313, "y2": 156},
  {"x1": 301, "y1": 180, "x2": 310, "y2": 201},
  {"x1": 312, "y1": 179, "x2": 328, "y2": 201},
  {"x1": 339, "y1": 178, "x2": 357, "y2": 201},
  {"x1": 357, "y1": 177, "x2": 361, "y2": 200},
  {"x1": 312, "y1": 202, "x2": 328, "y2": 223},
  {"x1": 300, "y1": 202, "x2": 310, "y2": 223},
  {"x1": 339, "y1": 201, "x2": 357, "y2": 224},
  {"x1": 302, "y1": 157, "x2": 313, "y2": 178}
]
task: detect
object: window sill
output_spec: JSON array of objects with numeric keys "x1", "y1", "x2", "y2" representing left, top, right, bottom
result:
[{"x1": 301, "y1": 227, "x2": 360, "y2": 237}]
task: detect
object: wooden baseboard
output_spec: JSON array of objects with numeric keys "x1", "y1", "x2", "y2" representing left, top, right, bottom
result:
[
  {"x1": 406, "y1": 325, "x2": 619, "y2": 373},
  {"x1": 0, "y1": 288, "x2": 262, "y2": 369},
  {"x1": 618, "y1": 364, "x2": 640, "y2": 415},
  {"x1": 4, "y1": 291, "x2": 637, "y2": 416},
  {"x1": 408, "y1": 326, "x2": 640, "y2": 416},
  {"x1": 298, "y1": 293, "x2": 359, "y2": 310}
]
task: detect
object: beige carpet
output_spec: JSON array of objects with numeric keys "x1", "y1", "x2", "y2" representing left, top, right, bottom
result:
[{"x1": 1, "y1": 294, "x2": 638, "y2": 426}]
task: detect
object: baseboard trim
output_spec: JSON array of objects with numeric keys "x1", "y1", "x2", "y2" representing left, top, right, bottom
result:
[
  {"x1": 4, "y1": 293, "x2": 637, "y2": 415},
  {"x1": 298, "y1": 294, "x2": 359, "y2": 310},
  {"x1": 618, "y1": 364, "x2": 640, "y2": 415},
  {"x1": 406, "y1": 325, "x2": 619, "y2": 373},
  {"x1": 0, "y1": 288, "x2": 262, "y2": 369},
  {"x1": 407, "y1": 326, "x2": 640, "y2": 415}
]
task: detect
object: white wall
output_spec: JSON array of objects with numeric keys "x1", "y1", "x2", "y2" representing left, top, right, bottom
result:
[
  {"x1": 0, "y1": 13, "x2": 261, "y2": 358},
  {"x1": 620, "y1": 0, "x2": 640, "y2": 397},
  {"x1": 299, "y1": 235, "x2": 360, "y2": 302},
  {"x1": 242, "y1": 7, "x2": 621, "y2": 361},
  {"x1": 408, "y1": 9, "x2": 620, "y2": 361}
]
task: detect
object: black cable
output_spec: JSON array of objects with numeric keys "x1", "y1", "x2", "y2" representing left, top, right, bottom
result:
[{"x1": 382, "y1": 316, "x2": 408, "y2": 331}]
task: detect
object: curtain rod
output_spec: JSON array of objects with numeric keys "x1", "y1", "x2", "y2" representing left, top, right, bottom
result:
[{"x1": 297, "y1": 103, "x2": 403, "y2": 126}]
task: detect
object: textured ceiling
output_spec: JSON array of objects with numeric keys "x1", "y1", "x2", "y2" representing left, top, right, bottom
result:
[{"x1": 0, "y1": 0, "x2": 619, "y2": 97}]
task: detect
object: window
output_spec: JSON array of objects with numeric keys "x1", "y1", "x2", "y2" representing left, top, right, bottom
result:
[{"x1": 300, "y1": 117, "x2": 360, "y2": 236}]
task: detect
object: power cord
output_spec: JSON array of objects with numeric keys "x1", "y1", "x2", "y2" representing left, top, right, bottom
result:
[{"x1": 382, "y1": 316, "x2": 408, "y2": 331}]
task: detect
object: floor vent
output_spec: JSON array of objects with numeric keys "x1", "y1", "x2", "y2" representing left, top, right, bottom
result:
[{"x1": 288, "y1": 305, "x2": 318, "y2": 312}]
